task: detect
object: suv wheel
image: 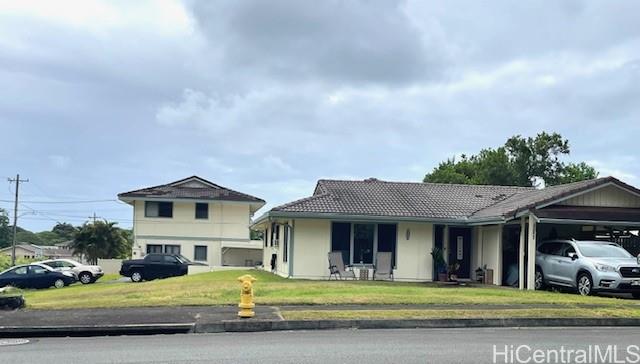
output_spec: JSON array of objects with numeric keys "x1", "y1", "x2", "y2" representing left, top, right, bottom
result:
[
  {"x1": 79, "y1": 272, "x2": 93, "y2": 284},
  {"x1": 53, "y1": 279, "x2": 65, "y2": 289},
  {"x1": 534, "y1": 268, "x2": 545, "y2": 290},
  {"x1": 577, "y1": 273, "x2": 593, "y2": 296},
  {"x1": 131, "y1": 271, "x2": 143, "y2": 283}
]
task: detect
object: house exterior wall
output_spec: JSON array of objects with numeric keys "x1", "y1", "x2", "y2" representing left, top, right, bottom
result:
[
  {"x1": 130, "y1": 199, "x2": 256, "y2": 265},
  {"x1": 134, "y1": 201, "x2": 250, "y2": 239},
  {"x1": 557, "y1": 184, "x2": 640, "y2": 208},
  {"x1": 478, "y1": 224, "x2": 502, "y2": 285},
  {"x1": 261, "y1": 218, "x2": 434, "y2": 281},
  {"x1": 395, "y1": 222, "x2": 433, "y2": 281}
]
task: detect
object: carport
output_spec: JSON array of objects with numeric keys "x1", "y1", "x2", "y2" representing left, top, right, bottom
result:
[{"x1": 506, "y1": 180, "x2": 640, "y2": 290}]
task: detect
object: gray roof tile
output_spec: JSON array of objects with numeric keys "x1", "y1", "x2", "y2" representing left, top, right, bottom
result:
[
  {"x1": 270, "y1": 176, "x2": 635, "y2": 222},
  {"x1": 118, "y1": 176, "x2": 265, "y2": 204}
]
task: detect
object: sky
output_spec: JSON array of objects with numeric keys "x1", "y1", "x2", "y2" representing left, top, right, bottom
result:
[{"x1": 1, "y1": 0, "x2": 639, "y2": 232}]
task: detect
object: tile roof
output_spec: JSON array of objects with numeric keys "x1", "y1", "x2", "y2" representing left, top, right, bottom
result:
[
  {"x1": 268, "y1": 176, "x2": 636, "y2": 222},
  {"x1": 118, "y1": 176, "x2": 265, "y2": 204}
]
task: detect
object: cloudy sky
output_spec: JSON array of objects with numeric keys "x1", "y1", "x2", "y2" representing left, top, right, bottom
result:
[{"x1": 1, "y1": 0, "x2": 639, "y2": 232}]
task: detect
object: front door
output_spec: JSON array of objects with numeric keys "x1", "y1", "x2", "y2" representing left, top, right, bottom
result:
[{"x1": 449, "y1": 227, "x2": 472, "y2": 279}]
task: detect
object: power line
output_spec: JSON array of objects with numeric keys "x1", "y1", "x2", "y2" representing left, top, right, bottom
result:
[{"x1": 0, "y1": 198, "x2": 117, "y2": 204}]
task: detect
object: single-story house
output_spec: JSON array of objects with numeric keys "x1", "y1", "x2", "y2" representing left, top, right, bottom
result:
[
  {"x1": 0, "y1": 243, "x2": 77, "y2": 261},
  {"x1": 252, "y1": 176, "x2": 640, "y2": 289}
]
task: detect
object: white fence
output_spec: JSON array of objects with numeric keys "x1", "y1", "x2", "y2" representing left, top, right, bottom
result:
[{"x1": 97, "y1": 258, "x2": 123, "y2": 274}]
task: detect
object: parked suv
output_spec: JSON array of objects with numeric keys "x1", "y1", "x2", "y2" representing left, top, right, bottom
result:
[
  {"x1": 536, "y1": 239, "x2": 640, "y2": 297},
  {"x1": 120, "y1": 253, "x2": 196, "y2": 282},
  {"x1": 39, "y1": 259, "x2": 104, "y2": 284}
]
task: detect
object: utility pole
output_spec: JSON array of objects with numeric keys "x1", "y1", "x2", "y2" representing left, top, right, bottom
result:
[
  {"x1": 8, "y1": 174, "x2": 28, "y2": 266},
  {"x1": 88, "y1": 212, "x2": 101, "y2": 223}
]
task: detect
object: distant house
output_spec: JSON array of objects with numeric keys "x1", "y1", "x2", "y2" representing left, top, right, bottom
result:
[
  {"x1": 118, "y1": 176, "x2": 266, "y2": 267},
  {"x1": 252, "y1": 176, "x2": 640, "y2": 289},
  {"x1": 0, "y1": 243, "x2": 76, "y2": 260}
]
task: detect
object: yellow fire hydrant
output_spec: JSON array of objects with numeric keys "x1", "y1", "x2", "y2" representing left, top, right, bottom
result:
[{"x1": 237, "y1": 274, "x2": 256, "y2": 318}]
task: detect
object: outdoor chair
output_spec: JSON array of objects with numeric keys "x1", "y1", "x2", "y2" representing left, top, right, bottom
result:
[
  {"x1": 373, "y1": 251, "x2": 394, "y2": 281},
  {"x1": 328, "y1": 251, "x2": 356, "y2": 280}
]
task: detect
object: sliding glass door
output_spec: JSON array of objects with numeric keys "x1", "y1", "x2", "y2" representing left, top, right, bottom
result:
[{"x1": 353, "y1": 224, "x2": 375, "y2": 264}]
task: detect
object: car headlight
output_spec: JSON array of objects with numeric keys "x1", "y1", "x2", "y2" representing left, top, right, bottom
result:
[
  {"x1": 595, "y1": 264, "x2": 616, "y2": 272},
  {"x1": 62, "y1": 271, "x2": 75, "y2": 277}
]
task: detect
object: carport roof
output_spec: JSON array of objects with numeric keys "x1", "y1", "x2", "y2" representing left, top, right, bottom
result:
[{"x1": 257, "y1": 176, "x2": 640, "y2": 224}]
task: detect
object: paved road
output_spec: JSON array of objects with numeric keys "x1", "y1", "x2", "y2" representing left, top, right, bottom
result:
[{"x1": 4, "y1": 327, "x2": 640, "y2": 364}]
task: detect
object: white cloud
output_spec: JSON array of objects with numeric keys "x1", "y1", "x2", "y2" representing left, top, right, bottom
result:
[{"x1": 48, "y1": 155, "x2": 71, "y2": 169}]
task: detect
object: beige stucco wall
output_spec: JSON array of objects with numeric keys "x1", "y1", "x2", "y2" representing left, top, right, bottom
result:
[
  {"x1": 133, "y1": 238, "x2": 222, "y2": 265},
  {"x1": 289, "y1": 219, "x2": 331, "y2": 279},
  {"x1": 478, "y1": 224, "x2": 502, "y2": 285},
  {"x1": 395, "y1": 222, "x2": 433, "y2": 281},
  {"x1": 557, "y1": 184, "x2": 640, "y2": 208},
  {"x1": 133, "y1": 200, "x2": 251, "y2": 240}
]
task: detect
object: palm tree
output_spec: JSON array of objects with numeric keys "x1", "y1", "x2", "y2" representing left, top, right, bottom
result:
[{"x1": 71, "y1": 220, "x2": 131, "y2": 264}]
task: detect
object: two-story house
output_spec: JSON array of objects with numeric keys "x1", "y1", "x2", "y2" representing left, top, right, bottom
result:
[{"x1": 118, "y1": 176, "x2": 265, "y2": 267}]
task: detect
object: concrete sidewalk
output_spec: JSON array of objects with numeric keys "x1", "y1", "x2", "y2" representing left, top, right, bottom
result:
[{"x1": 2, "y1": 303, "x2": 639, "y2": 337}]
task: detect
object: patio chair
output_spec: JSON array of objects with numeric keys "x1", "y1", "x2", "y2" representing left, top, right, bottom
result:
[
  {"x1": 373, "y1": 252, "x2": 394, "y2": 281},
  {"x1": 328, "y1": 251, "x2": 356, "y2": 280}
]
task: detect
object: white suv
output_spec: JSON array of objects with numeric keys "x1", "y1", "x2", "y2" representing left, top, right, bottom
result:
[{"x1": 39, "y1": 259, "x2": 104, "y2": 284}]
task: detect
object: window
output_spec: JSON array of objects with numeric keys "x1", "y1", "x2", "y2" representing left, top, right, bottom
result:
[
  {"x1": 11, "y1": 266, "x2": 28, "y2": 275},
  {"x1": 264, "y1": 228, "x2": 268, "y2": 247},
  {"x1": 270, "y1": 223, "x2": 280, "y2": 247},
  {"x1": 283, "y1": 225, "x2": 289, "y2": 262},
  {"x1": 353, "y1": 224, "x2": 375, "y2": 264},
  {"x1": 164, "y1": 255, "x2": 179, "y2": 264},
  {"x1": 164, "y1": 244, "x2": 181, "y2": 254},
  {"x1": 195, "y1": 203, "x2": 208, "y2": 219},
  {"x1": 270, "y1": 223, "x2": 276, "y2": 247},
  {"x1": 147, "y1": 254, "x2": 162, "y2": 262},
  {"x1": 377, "y1": 224, "x2": 397, "y2": 268},
  {"x1": 145, "y1": 201, "x2": 173, "y2": 218},
  {"x1": 194, "y1": 245, "x2": 208, "y2": 261},
  {"x1": 29, "y1": 265, "x2": 48, "y2": 275},
  {"x1": 331, "y1": 222, "x2": 351, "y2": 266},
  {"x1": 146, "y1": 244, "x2": 163, "y2": 254},
  {"x1": 330, "y1": 222, "x2": 398, "y2": 267}
]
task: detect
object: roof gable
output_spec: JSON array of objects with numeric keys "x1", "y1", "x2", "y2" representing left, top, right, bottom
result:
[{"x1": 118, "y1": 175, "x2": 265, "y2": 206}]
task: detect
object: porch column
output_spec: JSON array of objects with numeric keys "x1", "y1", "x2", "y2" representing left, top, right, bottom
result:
[
  {"x1": 496, "y1": 224, "x2": 503, "y2": 286},
  {"x1": 518, "y1": 217, "x2": 526, "y2": 290},
  {"x1": 526, "y1": 215, "x2": 537, "y2": 290},
  {"x1": 443, "y1": 225, "x2": 449, "y2": 264}
]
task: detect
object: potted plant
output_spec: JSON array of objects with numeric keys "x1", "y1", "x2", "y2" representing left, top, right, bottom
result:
[
  {"x1": 448, "y1": 262, "x2": 460, "y2": 282},
  {"x1": 430, "y1": 247, "x2": 448, "y2": 282}
]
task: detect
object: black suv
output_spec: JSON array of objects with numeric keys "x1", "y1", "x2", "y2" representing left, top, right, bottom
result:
[{"x1": 120, "y1": 253, "x2": 195, "y2": 282}]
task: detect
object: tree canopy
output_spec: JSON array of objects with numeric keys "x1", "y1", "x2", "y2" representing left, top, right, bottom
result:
[
  {"x1": 423, "y1": 132, "x2": 598, "y2": 187},
  {"x1": 0, "y1": 208, "x2": 10, "y2": 249},
  {"x1": 71, "y1": 220, "x2": 132, "y2": 264}
]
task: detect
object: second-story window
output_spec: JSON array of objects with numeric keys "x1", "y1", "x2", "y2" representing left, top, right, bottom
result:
[
  {"x1": 145, "y1": 201, "x2": 173, "y2": 218},
  {"x1": 195, "y1": 203, "x2": 208, "y2": 219}
]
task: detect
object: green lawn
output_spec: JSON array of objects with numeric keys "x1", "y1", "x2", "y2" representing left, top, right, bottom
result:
[
  {"x1": 22, "y1": 270, "x2": 640, "y2": 310},
  {"x1": 283, "y1": 307, "x2": 640, "y2": 320}
]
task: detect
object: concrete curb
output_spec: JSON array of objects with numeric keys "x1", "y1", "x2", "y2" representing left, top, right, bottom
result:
[
  {"x1": 4, "y1": 318, "x2": 640, "y2": 337},
  {"x1": 196, "y1": 318, "x2": 640, "y2": 333},
  {"x1": 0, "y1": 323, "x2": 194, "y2": 338}
]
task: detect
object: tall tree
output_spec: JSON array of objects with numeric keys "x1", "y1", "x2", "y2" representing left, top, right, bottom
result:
[
  {"x1": 424, "y1": 132, "x2": 598, "y2": 187},
  {"x1": 51, "y1": 222, "x2": 78, "y2": 241},
  {"x1": 71, "y1": 221, "x2": 132, "y2": 264},
  {"x1": 0, "y1": 208, "x2": 10, "y2": 249}
]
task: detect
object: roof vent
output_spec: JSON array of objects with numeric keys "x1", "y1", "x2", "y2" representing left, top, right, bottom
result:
[{"x1": 364, "y1": 178, "x2": 379, "y2": 183}]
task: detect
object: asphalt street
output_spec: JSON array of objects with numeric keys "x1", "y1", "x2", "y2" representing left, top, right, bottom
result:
[{"x1": 3, "y1": 327, "x2": 640, "y2": 364}]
